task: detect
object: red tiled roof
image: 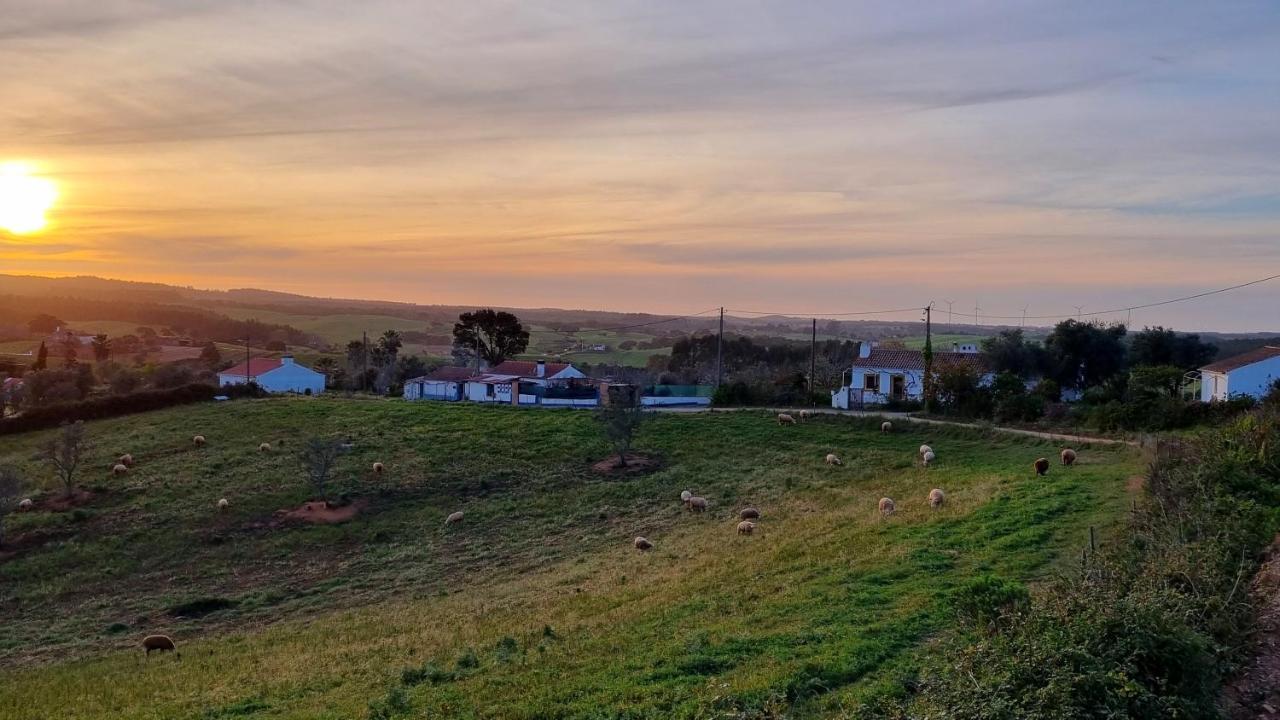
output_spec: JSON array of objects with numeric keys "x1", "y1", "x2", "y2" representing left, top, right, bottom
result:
[
  {"x1": 489, "y1": 360, "x2": 572, "y2": 377},
  {"x1": 852, "y1": 347, "x2": 990, "y2": 374},
  {"x1": 1201, "y1": 346, "x2": 1280, "y2": 373},
  {"x1": 219, "y1": 357, "x2": 284, "y2": 377}
]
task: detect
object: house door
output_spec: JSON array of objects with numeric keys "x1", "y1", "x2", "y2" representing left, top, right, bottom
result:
[{"x1": 891, "y1": 375, "x2": 906, "y2": 400}]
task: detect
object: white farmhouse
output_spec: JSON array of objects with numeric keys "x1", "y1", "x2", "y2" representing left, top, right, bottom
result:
[
  {"x1": 403, "y1": 366, "x2": 473, "y2": 401},
  {"x1": 462, "y1": 360, "x2": 591, "y2": 405},
  {"x1": 217, "y1": 355, "x2": 326, "y2": 395},
  {"x1": 831, "y1": 342, "x2": 991, "y2": 409},
  {"x1": 1198, "y1": 346, "x2": 1280, "y2": 402}
]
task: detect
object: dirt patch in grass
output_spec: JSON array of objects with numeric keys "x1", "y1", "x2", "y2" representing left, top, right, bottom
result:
[
  {"x1": 0, "y1": 528, "x2": 75, "y2": 563},
  {"x1": 1224, "y1": 534, "x2": 1280, "y2": 719},
  {"x1": 36, "y1": 489, "x2": 98, "y2": 512},
  {"x1": 274, "y1": 499, "x2": 366, "y2": 525},
  {"x1": 591, "y1": 453, "x2": 662, "y2": 476},
  {"x1": 1125, "y1": 474, "x2": 1146, "y2": 494}
]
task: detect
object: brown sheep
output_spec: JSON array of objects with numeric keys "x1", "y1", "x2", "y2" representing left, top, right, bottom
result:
[
  {"x1": 193, "y1": 435, "x2": 206, "y2": 447},
  {"x1": 739, "y1": 507, "x2": 760, "y2": 520},
  {"x1": 111, "y1": 463, "x2": 129, "y2": 476},
  {"x1": 737, "y1": 520, "x2": 756, "y2": 535},
  {"x1": 881, "y1": 421, "x2": 892, "y2": 433},
  {"x1": 634, "y1": 536, "x2": 653, "y2": 551},
  {"x1": 825, "y1": 453, "x2": 842, "y2": 466},
  {"x1": 777, "y1": 413, "x2": 797, "y2": 426},
  {"x1": 1034, "y1": 458, "x2": 1050, "y2": 476},
  {"x1": 687, "y1": 496, "x2": 708, "y2": 513},
  {"x1": 445, "y1": 511, "x2": 464, "y2": 525},
  {"x1": 928, "y1": 488, "x2": 945, "y2": 508},
  {"x1": 878, "y1": 497, "x2": 896, "y2": 516},
  {"x1": 141, "y1": 634, "x2": 178, "y2": 657},
  {"x1": 372, "y1": 462, "x2": 385, "y2": 474},
  {"x1": 1061, "y1": 448, "x2": 1077, "y2": 466}
]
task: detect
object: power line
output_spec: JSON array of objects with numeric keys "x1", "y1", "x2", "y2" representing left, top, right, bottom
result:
[{"x1": 726, "y1": 305, "x2": 923, "y2": 317}]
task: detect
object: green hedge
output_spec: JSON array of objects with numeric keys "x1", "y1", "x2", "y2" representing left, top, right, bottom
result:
[{"x1": 0, "y1": 383, "x2": 220, "y2": 435}]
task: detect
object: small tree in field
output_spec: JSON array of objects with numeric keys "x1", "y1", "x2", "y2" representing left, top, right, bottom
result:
[
  {"x1": 0, "y1": 465, "x2": 23, "y2": 547},
  {"x1": 299, "y1": 437, "x2": 345, "y2": 501},
  {"x1": 38, "y1": 421, "x2": 89, "y2": 498},
  {"x1": 593, "y1": 398, "x2": 646, "y2": 468}
]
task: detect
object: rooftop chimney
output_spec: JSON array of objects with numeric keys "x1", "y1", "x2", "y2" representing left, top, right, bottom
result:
[{"x1": 536, "y1": 359, "x2": 546, "y2": 377}]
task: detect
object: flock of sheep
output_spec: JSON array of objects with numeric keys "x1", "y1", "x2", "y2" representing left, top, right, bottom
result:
[{"x1": 631, "y1": 412, "x2": 1080, "y2": 553}]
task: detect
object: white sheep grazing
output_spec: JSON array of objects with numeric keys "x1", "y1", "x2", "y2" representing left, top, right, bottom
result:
[
  {"x1": 922, "y1": 451, "x2": 936, "y2": 467},
  {"x1": 112, "y1": 463, "x2": 129, "y2": 476},
  {"x1": 739, "y1": 507, "x2": 760, "y2": 520},
  {"x1": 258, "y1": 442, "x2": 271, "y2": 453},
  {"x1": 680, "y1": 490, "x2": 693, "y2": 503},
  {"x1": 798, "y1": 409, "x2": 812, "y2": 420},
  {"x1": 688, "y1": 496, "x2": 708, "y2": 513},
  {"x1": 928, "y1": 488, "x2": 945, "y2": 508},
  {"x1": 1061, "y1": 448, "x2": 1077, "y2": 467},
  {"x1": 919, "y1": 445, "x2": 932, "y2": 457},
  {"x1": 17, "y1": 498, "x2": 34, "y2": 512},
  {"x1": 881, "y1": 421, "x2": 892, "y2": 433},
  {"x1": 825, "y1": 453, "x2": 842, "y2": 466},
  {"x1": 118, "y1": 454, "x2": 135, "y2": 467},
  {"x1": 193, "y1": 435, "x2": 206, "y2": 447},
  {"x1": 634, "y1": 536, "x2": 653, "y2": 551},
  {"x1": 878, "y1": 497, "x2": 896, "y2": 516},
  {"x1": 737, "y1": 520, "x2": 756, "y2": 535},
  {"x1": 777, "y1": 413, "x2": 797, "y2": 426},
  {"x1": 372, "y1": 462, "x2": 385, "y2": 474},
  {"x1": 217, "y1": 498, "x2": 229, "y2": 511},
  {"x1": 445, "y1": 511, "x2": 464, "y2": 525}
]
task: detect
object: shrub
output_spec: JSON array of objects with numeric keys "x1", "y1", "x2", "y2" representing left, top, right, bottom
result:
[
  {"x1": 950, "y1": 574, "x2": 1029, "y2": 631},
  {"x1": 0, "y1": 383, "x2": 218, "y2": 435}
]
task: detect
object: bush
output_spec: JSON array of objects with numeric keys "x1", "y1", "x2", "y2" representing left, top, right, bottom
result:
[
  {"x1": 950, "y1": 574, "x2": 1029, "y2": 631},
  {"x1": 0, "y1": 383, "x2": 218, "y2": 435}
]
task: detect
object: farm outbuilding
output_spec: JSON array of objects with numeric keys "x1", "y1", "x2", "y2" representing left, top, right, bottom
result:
[
  {"x1": 217, "y1": 355, "x2": 325, "y2": 395},
  {"x1": 1198, "y1": 346, "x2": 1280, "y2": 402},
  {"x1": 403, "y1": 366, "x2": 473, "y2": 401},
  {"x1": 832, "y1": 342, "x2": 991, "y2": 409}
]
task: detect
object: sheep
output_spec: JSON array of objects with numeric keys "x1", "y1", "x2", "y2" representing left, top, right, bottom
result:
[
  {"x1": 928, "y1": 488, "x2": 945, "y2": 508},
  {"x1": 922, "y1": 451, "x2": 936, "y2": 467},
  {"x1": 193, "y1": 435, "x2": 206, "y2": 447},
  {"x1": 680, "y1": 490, "x2": 693, "y2": 503},
  {"x1": 17, "y1": 498, "x2": 33, "y2": 512},
  {"x1": 1061, "y1": 448, "x2": 1077, "y2": 467},
  {"x1": 1034, "y1": 458, "x2": 1050, "y2": 476},
  {"x1": 881, "y1": 421, "x2": 892, "y2": 433},
  {"x1": 112, "y1": 463, "x2": 129, "y2": 476},
  {"x1": 737, "y1": 520, "x2": 756, "y2": 535},
  {"x1": 687, "y1": 496, "x2": 708, "y2": 513},
  {"x1": 217, "y1": 498, "x2": 229, "y2": 512},
  {"x1": 777, "y1": 413, "x2": 797, "y2": 426},
  {"x1": 739, "y1": 507, "x2": 760, "y2": 520},
  {"x1": 798, "y1": 409, "x2": 812, "y2": 420},
  {"x1": 634, "y1": 536, "x2": 653, "y2": 551},
  {"x1": 258, "y1": 442, "x2": 271, "y2": 453},
  {"x1": 878, "y1": 497, "x2": 896, "y2": 516},
  {"x1": 919, "y1": 444, "x2": 932, "y2": 457},
  {"x1": 825, "y1": 453, "x2": 842, "y2": 466},
  {"x1": 372, "y1": 462, "x2": 385, "y2": 474},
  {"x1": 445, "y1": 511, "x2": 464, "y2": 525},
  {"x1": 118, "y1": 453, "x2": 135, "y2": 467},
  {"x1": 141, "y1": 634, "x2": 178, "y2": 657}
]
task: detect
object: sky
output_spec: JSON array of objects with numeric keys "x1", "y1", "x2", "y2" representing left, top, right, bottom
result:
[{"x1": 1, "y1": 0, "x2": 1278, "y2": 331}]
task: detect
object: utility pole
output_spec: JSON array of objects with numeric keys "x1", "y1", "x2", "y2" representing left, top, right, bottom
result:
[
  {"x1": 715, "y1": 307, "x2": 724, "y2": 390},
  {"x1": 923, "y1": 305, "x2": 934, "y2": 412},
  {"x1": 1021, "y1": 305, "x2": 1029, "y2": 327},
  {"x1": 1073, "y1": 305, "x2": 1084, "y2": 322},
  {"x1": 362, "y1": 330, "x2": 368, "y2": 392},
  {"x1": 944, "y1": 299, "x2": 954, "y2": 327},
  {"x1": 974, "y1": 302, "x2": 981, "y2": 326},
  {"x1": 809, "y1": 318, "x2": 817, "y2": 407}
]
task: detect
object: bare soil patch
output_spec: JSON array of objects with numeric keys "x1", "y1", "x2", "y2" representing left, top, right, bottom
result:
[
  {"x1": 1224, "y1": 534, "x2": 1280, "y2": 719},
  {"x1": 274, "y1": 499, "x2": 366, "y2": 525},
  {"x1": 591, "y1": 453, "x2": 662, "y2": 476},
  {"x1": 37, "y1": 489, "x2": 97, "y2": 512},
  {"x1": 1125, "y1": 474, "x2": 1146, "y2": 494}
]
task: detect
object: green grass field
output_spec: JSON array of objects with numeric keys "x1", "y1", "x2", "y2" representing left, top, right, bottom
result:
[{"x1": 0, "y1": 400, "x2": 1138, "y2": 719}]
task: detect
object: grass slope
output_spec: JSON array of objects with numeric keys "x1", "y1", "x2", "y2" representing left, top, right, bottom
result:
[{"x1": 0, "y1": 400, "x2": 1137, "y2": 719}]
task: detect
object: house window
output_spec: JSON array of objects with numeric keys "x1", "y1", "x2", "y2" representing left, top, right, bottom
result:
[
  {"x1": 863, "y1": 373, "x2": 880, "y2": 392},
  {"x1": 486, "y1": 383, "x2": 495, "y2": 398}
]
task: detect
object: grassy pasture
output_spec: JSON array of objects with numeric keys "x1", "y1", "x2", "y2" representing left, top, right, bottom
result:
[{"x1": 0, "y1": 399, "x2": 1138, "y2": 719}]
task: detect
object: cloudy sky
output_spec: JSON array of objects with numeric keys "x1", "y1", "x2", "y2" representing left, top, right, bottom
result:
[{"x1": 1, "y1": 1, "x2": 1278, "y2": 330}]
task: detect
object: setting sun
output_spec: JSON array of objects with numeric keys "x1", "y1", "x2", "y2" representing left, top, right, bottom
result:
[{"x1": 0, "y1": 163, "x2": 57, "y2": 235}]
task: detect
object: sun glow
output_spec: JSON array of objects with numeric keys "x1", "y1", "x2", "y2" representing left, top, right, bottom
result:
[{"x1": 0, "y1": 163, "x2": 58, "y2": 234}]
